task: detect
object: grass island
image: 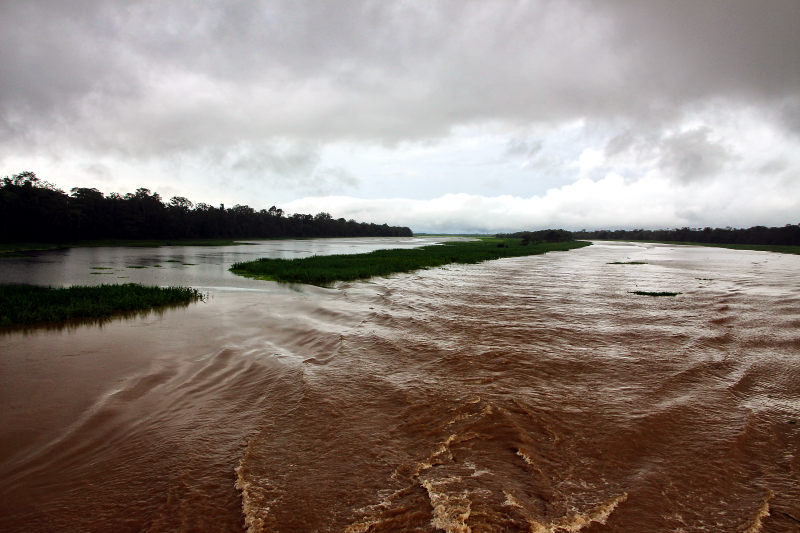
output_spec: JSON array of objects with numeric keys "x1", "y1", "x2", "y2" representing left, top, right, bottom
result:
[
  {"x1": 0, "y1": 283, "x2": 204, "y2": 330},
  {"x1": 230, "y1": 237, "x2": 591, "y2": 286}
]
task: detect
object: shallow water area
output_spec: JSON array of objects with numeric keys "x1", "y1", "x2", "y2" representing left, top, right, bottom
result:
[
  {"x1": 0, "y1": 236, "x2": 444, "y2": 290},
  {"x1": 1, "y1": 241, "x2": 799, "y2": 531}
]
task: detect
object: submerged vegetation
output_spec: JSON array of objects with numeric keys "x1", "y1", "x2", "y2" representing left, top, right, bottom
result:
[
  {"x1": 0, "y1": 284, "x2": 203, "y2": 329},
  {"x1": 231, "y1": 238, "x2": 590, "y2": 286},
  {"x1": 630, "y1": 291, "x2": 681, "y2": 297}
]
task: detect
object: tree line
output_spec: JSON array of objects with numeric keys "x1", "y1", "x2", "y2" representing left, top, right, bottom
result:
[
  {"x1": 573, "y1": 225, "x2": 800, "y2": 245},
  {"x1": 0, "y1": 171, "x2": 412, "y2": 243}
]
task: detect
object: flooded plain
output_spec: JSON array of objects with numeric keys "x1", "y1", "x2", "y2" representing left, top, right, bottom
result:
[{"x1": 1, "y1": 241, "x2": 799, "y2": 531}]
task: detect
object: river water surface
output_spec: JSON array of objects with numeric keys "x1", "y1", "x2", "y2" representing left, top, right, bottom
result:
[{"x1": 1, "y1": 240, "x2": 799, "y2": 531}]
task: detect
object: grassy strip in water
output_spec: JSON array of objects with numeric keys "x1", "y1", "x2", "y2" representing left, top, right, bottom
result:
[
  {"x1": 683, "y1": 242, "x2": 800, "y2": 255},
  {"x1": 231, "y1": 238, "x2": 591, "y2": 286},
  {"x1": 608, "y1": 261, "x2": 647, "y2": 265},
  {"x1": 630, "y1": 291, "x2": 681, "y2": 297},
  {"x1": 0, "y1": 283, "x2": 203, "y2": 329},
  {"x1": 604, "y1": 240, "x2": 800, "y2": 255}
]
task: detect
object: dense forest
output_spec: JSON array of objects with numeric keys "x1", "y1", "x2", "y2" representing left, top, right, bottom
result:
[
  {"x1": 0, "y1": 171, "x2": 412, "y2": 243},
  {"x1": 574, "y1": 225, "x2": 800, "y2": 245}
]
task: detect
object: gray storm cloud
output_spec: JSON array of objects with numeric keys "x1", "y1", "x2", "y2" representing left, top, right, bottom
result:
[
  {"x1": 1, "y1": 0, "x2": 799, "y2": 229},
  {"x1": 4, "y1": 1, "x2": 799, "y2": 143},
  {"x1": 658, "y1": 128, "x2": 731, "y2": 184}
]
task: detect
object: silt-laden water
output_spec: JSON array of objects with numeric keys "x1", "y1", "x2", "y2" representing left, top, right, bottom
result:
[{"x1": 1, "y1": 241, "x2": 798, "y2": 531}]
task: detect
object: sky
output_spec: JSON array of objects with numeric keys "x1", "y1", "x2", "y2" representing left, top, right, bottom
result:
[{"x1": 2, "y1": 0, "x2": 799, "y2": 233}]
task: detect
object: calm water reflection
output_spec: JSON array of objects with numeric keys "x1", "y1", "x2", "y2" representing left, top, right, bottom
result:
[{"x1": 0, "y1": 237, "x2": 450, "y2": 291}]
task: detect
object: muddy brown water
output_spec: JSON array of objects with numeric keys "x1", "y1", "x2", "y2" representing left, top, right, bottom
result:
[{"x1": 1, "y1": 241, "x2": 799, "y2": 532}]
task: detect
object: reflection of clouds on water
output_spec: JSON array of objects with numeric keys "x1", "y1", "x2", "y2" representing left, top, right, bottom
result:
[
  {"x1": 0, "y1": 303, "x2": 189, "y2": 336},
  {"x1": 0, "y1": 237, "x2": 443, "y2": 291}
]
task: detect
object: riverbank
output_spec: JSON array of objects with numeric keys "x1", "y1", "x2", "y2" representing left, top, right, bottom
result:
[
  {"x1": 0, "y1": 284, "x2": 203, "y2": 330},
  {"x1": 230, "y1": 238, "x2": 591, "y2": 286}
]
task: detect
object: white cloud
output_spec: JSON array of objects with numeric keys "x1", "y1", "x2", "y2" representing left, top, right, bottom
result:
[{"x1": 284, "y1": 170, "x2": 800, "y2": 233}]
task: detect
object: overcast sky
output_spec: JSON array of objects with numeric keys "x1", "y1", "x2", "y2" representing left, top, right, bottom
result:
[{"x1": 2, "y1": 0, "x2": 799, "y2": 232}]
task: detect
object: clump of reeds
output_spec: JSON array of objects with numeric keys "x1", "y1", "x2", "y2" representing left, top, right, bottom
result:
[{"x1": 0, "y1": 283, "x2": 203, "y2": 329}]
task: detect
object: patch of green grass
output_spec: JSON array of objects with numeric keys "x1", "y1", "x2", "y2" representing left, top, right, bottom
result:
[
  {"x1": 608, "y1": 261, "x2": 647, "y2": 265},
  {"x1": 90, "y1": 272, "x2": 113, "y2": 275},
  {"x1": 630, "y1": 291, "x2": 681, "y2": 297},
  {"x1": 181, "y1": 263, "x2": 198, "y2": 266},
  {"x1": 164, "y1": 259, "x2": 181, "y2": 263},
  {"x1": 231, "y1": 238, "x2": 591, "y2": 286},
  {"x1": 91, "y1": 266, "x2": 113, "y2": 270},
  {"x1": 0, "y1": 283, "x2": 204, "y2": 330},
  {"x1": 126, "y1": 265, "x2": 148, "y2": 269}
]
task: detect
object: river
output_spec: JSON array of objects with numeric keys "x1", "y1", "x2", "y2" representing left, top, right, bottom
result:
[{"x1": 1, "y1": 240, "x2": 798, "y2": 531}]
